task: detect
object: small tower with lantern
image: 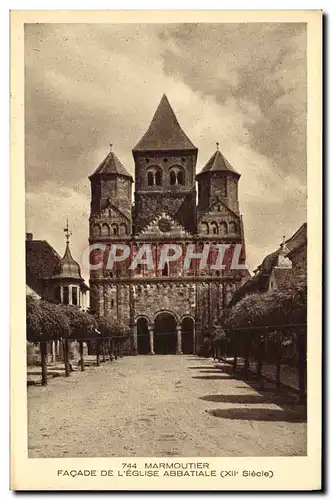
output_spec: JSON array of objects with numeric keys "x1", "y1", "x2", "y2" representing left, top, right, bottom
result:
[{"x1": 50, "y1": 220, "x2": 89, "y2": 309}]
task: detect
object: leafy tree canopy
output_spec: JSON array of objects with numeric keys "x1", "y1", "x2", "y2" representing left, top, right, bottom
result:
[
  {"x1": 224, "y1": 276, "x2": 307, "y2": 332},
  {"x1": 26, "y1": 296, "x2": 70, "y2": 341},
  {"x1": 98, "y1": 314, "x2": 130, "y2": 338}
]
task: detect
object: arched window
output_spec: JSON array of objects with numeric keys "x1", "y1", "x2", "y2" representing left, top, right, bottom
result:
[
  {"x1": 170, "y1": 170, "x2": 176, "y2": 185},
  {"x1": 111, "y1": 224, "x2": 118, "y2": 236},
  {"x1": 177, "y1": 170, "x2": 184, "y2": 185},
  {"x1": 147, "y1": 171, "x2": 154, "y2": 186},
  {"x1": 211, "y1": 222, "x2": 218, "y2": 235},
  {"x1": 199, "y1": 222, "x2": 209, "y2": 235},
  {"x1": 220, "y1": 221, "x2": 228, "y2": 235},
  {"x1": 169, "y1": 165, "x2": 185, "y2": 186},
  {"x1": 147, "y1": 166, "x2": 162, "y2": 186},
  {"x1": 101, "y1": 223, "x2": 110, "y2": 236},
  {"x1": 92, "y1": 223, "x2": 101, "y2": 236},
  {"x1": 155, "y1": 170, "x2": 162, "y2": 186},
  {"x1": 162, "y1": 263, "x2": 169, "y2": 277}
]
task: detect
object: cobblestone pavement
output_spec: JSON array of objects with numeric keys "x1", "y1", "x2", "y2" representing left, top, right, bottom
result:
[{"x1": 28, "y1": 355, "x2": 306, "y2": 458}]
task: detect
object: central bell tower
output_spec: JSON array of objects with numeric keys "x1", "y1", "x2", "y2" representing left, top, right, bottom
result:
[{"x1": 132, "y1": 95, "x2": 198, "y2": 234}]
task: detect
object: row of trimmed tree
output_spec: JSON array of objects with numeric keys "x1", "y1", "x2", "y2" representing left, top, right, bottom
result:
[
  {"x1": 210, "y1": 276, "x2": 307, "y2": 402},
  {"x1": 26, "y1": 296, "x2": 130, "y2": 386}
]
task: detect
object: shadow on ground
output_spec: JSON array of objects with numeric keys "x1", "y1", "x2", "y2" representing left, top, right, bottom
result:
[
  {"x1": 200, "y1": 393, "x2": 299, "y2": 405},
  {"x1": 209, "y1": 407, "x2": 306, "y2": 423},
  {"x1": 187, "y1": 366, "x2": 221, "y2": 370},
  {"x1": 192, "y1": 375, "x2": 231, "y2": 380}
]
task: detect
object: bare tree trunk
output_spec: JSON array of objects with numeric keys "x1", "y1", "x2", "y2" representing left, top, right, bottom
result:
[
  {"x1": 40, "y1": 341, "x2": 48, "y2": 386},
  {"x1": 256, "y1": 333, "x2": 264, "y2": 390},
  {"x1": 102, "y1": 339, "x2": 106, "y2": 362},
  {"x1": 96, "y1": 338, "x2": 100, "y2": 366},
  {"x1": 63, "y1": 339, "x2": 70, "y2": 377},
  {"x1": 79, "y1": 339, "x2": 85, "y2": 371},
  {"x1": 244, "y1": 334, "x2": 250, "y2": 380},
  {"x1": 297, "y1": 328, "x2": 306, "y2": 404},
  {"x1": 232, "y1": 335, "x2": 237, "y2": 374},
  {"x1": 108, "y1": 339, "x2": 112, "y2": 361},
  {"x1": 275, "y1": 331, "x2": 281, "y2": 390}
]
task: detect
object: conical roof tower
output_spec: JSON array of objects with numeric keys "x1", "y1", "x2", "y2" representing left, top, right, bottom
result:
[
  {"x1": 52, "y1": 220, "x2": 83, "y2": 280},
  {"x1": 133, "y1": 94, "x2": 197, "y2": 152}
]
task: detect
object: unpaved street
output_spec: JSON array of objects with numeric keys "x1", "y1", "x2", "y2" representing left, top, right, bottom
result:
[{"x1": 28, "y1": 355, "x2": 306, "y2": 457}]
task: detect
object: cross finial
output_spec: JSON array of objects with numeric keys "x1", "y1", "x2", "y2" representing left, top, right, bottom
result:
[
  {"x1": 216, "y1": 142, "x2": 219, "y2": 151},
  {"x1": 109, "y1": 142, "x2": 113, "y2": 151},
  {"x1": 64, "y1": 217, "x2": 72, "y2": 244}
]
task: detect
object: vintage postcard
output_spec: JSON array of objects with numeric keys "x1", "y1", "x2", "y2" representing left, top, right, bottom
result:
[{"x1": 11, "y1": 10, "x2": 322, "y2": 491}]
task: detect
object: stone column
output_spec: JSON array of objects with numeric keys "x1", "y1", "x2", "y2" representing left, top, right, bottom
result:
[
  {"x1": 132, "y1": 324, "x2": 138, "y2": 355},
  {"x1": 148, "y1": 325, "x2": 155, "y2": 355},
  {"x1": 192, "y1": 324, "x2": 196, "y2": 355},
  {"x1": 176, "y1": 325, "x2": 183, "y2": 355},
  {"x1": 55, "y1": 340, "x2": 60, "y2": 359},
  {"x1": 51, "y1": 341, "x2": 56, "y2": 362},
  {"x1": 69, "y1": 285, "x2": 73, "y2": 305},
  {"x1": 60, "y1": 286, "x2": 64, "y2": 304}
]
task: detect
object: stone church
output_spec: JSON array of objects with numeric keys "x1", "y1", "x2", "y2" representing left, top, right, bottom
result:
[{"x1": 89, "y1": 95, "x2": 248, "y2": 355}]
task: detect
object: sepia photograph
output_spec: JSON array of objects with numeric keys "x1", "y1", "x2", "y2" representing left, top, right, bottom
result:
[{"x1": 10, "y1": 10, "x2": 322, "y2": 491}]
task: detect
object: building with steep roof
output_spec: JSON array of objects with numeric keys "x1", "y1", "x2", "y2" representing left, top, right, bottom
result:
[
  {"x1": 229, "y1": 224, "x2": 307, "y2": 307},
  {"x1": 26, "y1": 224, "x2": 89, "y2": 309},
  {"x1": 89, "y1": 95, "x2": 248, "y2": 355}
]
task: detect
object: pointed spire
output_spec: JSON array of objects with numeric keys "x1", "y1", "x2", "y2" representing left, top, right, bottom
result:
[
  {"x1": 89, "y1": 146, "x2": 133, "y2": 180},
  {"x1": 53, "y1": 223, "x2": 82, "y2": 280},
  {"x1": 196, "y1": 148, "x2": 240, "y2": 178},
  {"x1": 133, "y1": 94, "x2": 197, "y2": 152}
]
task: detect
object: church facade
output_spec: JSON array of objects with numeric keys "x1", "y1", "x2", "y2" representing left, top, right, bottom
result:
[{"x1": 88, "y1": 95, "x2": 248, "y2": 355}]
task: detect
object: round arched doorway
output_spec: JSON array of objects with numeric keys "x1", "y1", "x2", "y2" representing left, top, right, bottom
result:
[
  {"x1": 181, "y1": 317, "x2": 194, "y2": 354},
  {"x1": 154, "y1": 312, "x2": 177, "y2": 355},
  {"x1": 137, "y1": 317, "x2": 150, "y2": 355}
]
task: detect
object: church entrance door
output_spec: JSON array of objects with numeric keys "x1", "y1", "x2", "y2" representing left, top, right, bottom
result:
[{"x1": 154, "y1": 312, "x2": 177, "y2": 355}]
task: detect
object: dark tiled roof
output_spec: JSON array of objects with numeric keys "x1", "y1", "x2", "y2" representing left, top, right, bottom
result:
[
  {"x1": 26, "y1": 240, "x2": 62, "y2": 297},
  {"x1": 133, "y1": 95, "x2": 197, "y2": 152},
  {"x1": 260, "y1": 249, "x2": 279, "y2": 273},
  {"x1": 228, "y1": 272, "x2": 269, "y2": 307},
  {"x1": 286, "y1": 223, "x2": 307, "y2": 256},
  {"x1": 90, "y1": 151, "x2": 133, "y2": 179},
  {"x1": 196, "y1": 150, "x2": 240, "y2": 178}
]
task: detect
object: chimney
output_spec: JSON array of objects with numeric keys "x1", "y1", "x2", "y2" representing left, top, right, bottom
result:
[{"x1": 26, "y1": 233, "x2": 33, "y2": 241}]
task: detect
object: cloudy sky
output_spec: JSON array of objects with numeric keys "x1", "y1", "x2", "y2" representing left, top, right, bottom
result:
[{"x1": 25, "y1": 22, "x2": 306, "y2": 281}]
